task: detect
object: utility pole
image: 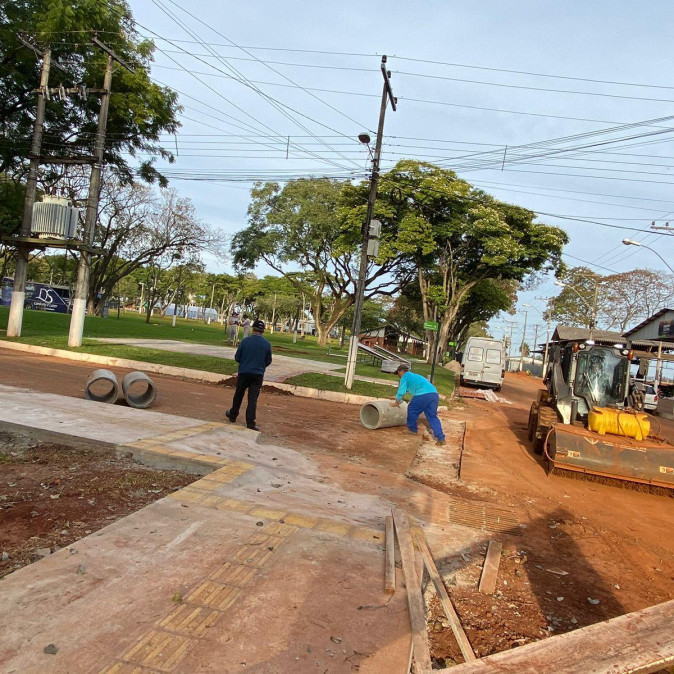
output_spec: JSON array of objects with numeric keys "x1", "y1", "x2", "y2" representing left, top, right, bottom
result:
[
  {"x1": 518, "y1": 310, "x2": 528, "y2": 372},
  {"x1": 542, "y1": 320, "x2": 551, "y2": 381},
  {"x1": 589, "y1": 278, "x2": 599, "y2": 341},
  {"x1": 6, "y1": 46, "x2": 52, "y2": 337},
  {"x1": 532, "y1": 324, "x2": 539, "y2": 369},
  {"x1": 344, "y1": 56, "x2": 396, "y2": 389},
  {"x1": 68, "y1": 38, "x2": 134, "y2": 347}
]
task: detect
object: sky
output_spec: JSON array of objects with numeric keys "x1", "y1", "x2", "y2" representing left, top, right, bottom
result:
[{"x1": 125, "y1": 0, "x2": 674, "y2": 350}]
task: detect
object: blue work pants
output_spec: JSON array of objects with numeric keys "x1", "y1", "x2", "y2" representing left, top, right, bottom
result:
[{"x1": 407, "y1": 392, "x2": 445, "y2": 441}]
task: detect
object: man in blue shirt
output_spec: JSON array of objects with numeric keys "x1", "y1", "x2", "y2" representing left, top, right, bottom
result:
[
  {"x1": 391, "y1": 364, "x2": 446, "y2": 445},
  {"x1": 225, "y1": 319, "x2": 272, "y2": 431}
]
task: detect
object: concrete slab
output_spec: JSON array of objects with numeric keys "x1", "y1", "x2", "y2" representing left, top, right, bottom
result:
[{"x1": 0, "y1": 385, "x2": 482, "y2": 673}]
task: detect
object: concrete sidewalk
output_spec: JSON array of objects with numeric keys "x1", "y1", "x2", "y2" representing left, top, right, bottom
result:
[
  {"x1": 94, "y1": 337, "x2": 397, "y2": 387},
  {"x1": 95, "y1": 338, "x2": 344, "y2": 383},
  {"x1": 0, "y1": 386, "x2": 477, "y2": 673}
]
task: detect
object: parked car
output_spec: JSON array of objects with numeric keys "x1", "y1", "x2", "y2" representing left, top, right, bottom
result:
[
  {"x1": 635, "y1": 382, "x2": 659, "y2": 412},
  {"x1": 460, "y1": 337, "x2": 505, "y2": 390}
]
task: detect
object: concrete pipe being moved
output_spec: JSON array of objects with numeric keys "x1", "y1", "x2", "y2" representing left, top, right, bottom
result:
[
  {"x1": 122, "y1": 371, "x2": 157, "y2": 409},
  {"x1": 85, "y1": 369, "x2": 119, "y2": 404},
  {"x1": 360, "y1": 400, "x2": 409, "y2": 430}
]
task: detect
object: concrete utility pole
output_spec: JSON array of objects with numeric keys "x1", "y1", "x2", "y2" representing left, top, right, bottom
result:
[
  {"x1": 344, "y1": 56, "x2": 396, "y2": 389},
  {"x1": 518, "y1": 310, "x2": 528, "y2": 372},
  {"x1": 68, "y1": 38, "x2": 134, "y2": 347},
  {"x1": 532, "y1": 324, "x2": 539, "y2": 368},
  {"x1": 6, "y1": 46, "x2": 52, "y2": 337}
]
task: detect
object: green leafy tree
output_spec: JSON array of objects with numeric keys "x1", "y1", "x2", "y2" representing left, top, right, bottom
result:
[
  {"x1": 547, "y1": 267, "x2": 600, "y2": 329},
  {"x1": 0, "y1": 0, "x2": 180, "y2": 184},
  {"x1": 357, "y1": 160, "x2": 567, "y2": 362},
  {"x1": 233, "y1": 178, "x2": 409, "y2": 346}
]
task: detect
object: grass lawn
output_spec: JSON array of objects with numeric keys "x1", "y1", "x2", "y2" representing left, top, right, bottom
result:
[
  {"x1": 284, "y1": 373, "x2": 398, "y2": 398},
  {"x1": 0, "y1": 307, "x2": 455, "y2": 396}
]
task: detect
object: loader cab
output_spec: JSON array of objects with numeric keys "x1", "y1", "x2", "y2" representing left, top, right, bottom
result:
[{"x1": 550, "y1": 342, "x2": 631, "y2": 424}]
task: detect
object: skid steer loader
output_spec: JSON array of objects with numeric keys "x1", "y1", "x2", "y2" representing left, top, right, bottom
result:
[{"x1": 528, "y1": 338, "x2": 674, "y2": 490}]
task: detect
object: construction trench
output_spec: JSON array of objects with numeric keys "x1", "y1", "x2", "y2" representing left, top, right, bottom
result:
[{"x1": 0, "y1": 348, "x2": 673, "y2": 672}]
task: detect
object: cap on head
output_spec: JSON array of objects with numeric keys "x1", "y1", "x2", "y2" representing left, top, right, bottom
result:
[
  {"x1": 252, "y1": 319, "x2": 265, "y2": 333},
  {"x1": 396, "y1": 363, "x2": 410, "y2": 374}
]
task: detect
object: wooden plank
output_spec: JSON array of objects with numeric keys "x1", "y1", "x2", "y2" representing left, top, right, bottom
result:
[
  {"x1": 385, "y1": 515, "x2": 395, "y2": 594},
  {"x1": 413, "y1": 529, "x2": 477, "y2": 663},
  {"x1": 392, "y1": 508, "x2": 432, "y2": 674},
  {"x1": 478, "y1": 540, "x2": 502, "y2": 595},
  {"x1": 450, "y1": 598, "x2": 674, "y2": 674}
]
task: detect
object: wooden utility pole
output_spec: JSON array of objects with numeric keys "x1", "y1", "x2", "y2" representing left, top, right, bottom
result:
[
  {"x1": 6, "y1": 46, "x2": 52, "y2": 337},
  {"x1": 68, "y1": 38, "x2": 134, "y2": 347}
]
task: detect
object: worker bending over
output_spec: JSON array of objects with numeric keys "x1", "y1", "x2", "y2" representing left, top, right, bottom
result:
[{"x1": 391, "y1": 364, "x2": 446, "y2": 446}]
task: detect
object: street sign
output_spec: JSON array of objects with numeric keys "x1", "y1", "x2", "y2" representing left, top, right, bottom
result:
[{"x1": 423, "y1": 320, "x2": 438, "y2": 331}]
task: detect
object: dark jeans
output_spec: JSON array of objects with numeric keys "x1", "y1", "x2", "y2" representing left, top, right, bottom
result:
[{"x1": 230, "y1": 373, "x2": 264, "y2": 427}]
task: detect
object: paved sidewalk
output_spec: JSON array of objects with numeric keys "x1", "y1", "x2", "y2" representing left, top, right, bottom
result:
[
  {"x1": 94, "y1": 338, "x2": 397, "y2": 387},
  {"x1": 95, "y1": 338, "x2": 343, "y2": 382},
  {"x1": 0, "y1": 385, "x2": 478, "y2": 673}
]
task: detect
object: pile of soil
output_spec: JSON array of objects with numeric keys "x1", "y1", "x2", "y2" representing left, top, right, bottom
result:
[{"x1": 0, "y1": 432, "x2": 194, "y2": 579}]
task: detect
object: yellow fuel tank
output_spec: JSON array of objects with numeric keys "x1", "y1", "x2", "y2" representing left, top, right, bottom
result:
[{"x1": 587, "y1": 407, "x2": 651, "y2": 441}]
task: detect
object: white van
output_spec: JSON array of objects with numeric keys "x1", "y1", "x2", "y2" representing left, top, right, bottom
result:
[{"x1": 460, "y1": 337, "x2": 505, "y2": 390}]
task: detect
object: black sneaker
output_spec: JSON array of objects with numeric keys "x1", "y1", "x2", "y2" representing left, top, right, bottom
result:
[
  {"x1": 247, "y1": 423, "x2": 261, "y2": 432},
  {"x1": 225, "y1": 409, "x2": 236, "y2": 423}
]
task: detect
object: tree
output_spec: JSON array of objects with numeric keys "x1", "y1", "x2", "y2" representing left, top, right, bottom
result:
[
  {"x1": 0, "y1": 0, "x2": 180, "y2": 184},
  {"x1": 547, "y1": 267, "x2": 600, "y2": 329},
  {"x1": 600, "y1": 269, "x2": 674, "y2": 331},
  {"x1": 53, "y1": 172, "x2": 220, "y2": 314},
  {"x1": 0, "y1": 177, "x2": 25, "y2": 279},
  {"x1": 362, "y1": 160, "x2": 567, "y2": 362},
  {"x1": 233, "y1": 178, "x2": 409, "y2": 346}
]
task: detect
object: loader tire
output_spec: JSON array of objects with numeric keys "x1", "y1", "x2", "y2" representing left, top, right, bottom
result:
[{"x1": 534, "y1": 404, "x2": 558, "y2": 456}]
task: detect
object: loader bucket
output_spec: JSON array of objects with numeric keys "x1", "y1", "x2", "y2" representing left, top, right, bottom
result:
[{"x1": 547, "y1": 424, "x2": 674, "y2": 490}]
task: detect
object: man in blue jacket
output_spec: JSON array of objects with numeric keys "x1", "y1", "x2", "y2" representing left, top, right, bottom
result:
[
  {"x1": 225, "y1": 319, "x2": 272, "y2": 431},
  {"x1": 391, "y1": 364, "x2": 446, "y2": 445}
]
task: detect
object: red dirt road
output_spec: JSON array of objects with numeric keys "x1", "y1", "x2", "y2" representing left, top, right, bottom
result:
[{"x1": 1, "y1": 351, "x2": 674, "y2": 664}]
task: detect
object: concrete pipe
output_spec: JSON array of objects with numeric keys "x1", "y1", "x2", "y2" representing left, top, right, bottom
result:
[
  {"x1": 84, "y1": 369, "x2": 119, "y2": 404},
  {"x1": 122, "y1": 371, "x2": 157, "y2": 409},
  {"x1": 360, "y1": 400, "x2": 409, "y2": 430}
]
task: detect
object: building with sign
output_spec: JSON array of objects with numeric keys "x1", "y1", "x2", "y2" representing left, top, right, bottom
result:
[
  {"x1": 359, "y1": 326, "x2": 427, "y2": 357},
  {"x1": 623, "y1": 308, "x2": 674, "y2": 343}
]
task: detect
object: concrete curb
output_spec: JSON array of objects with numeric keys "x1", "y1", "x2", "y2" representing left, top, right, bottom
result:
[{"x1": 0, "y1": 340, "x2": 391, "y2": 406}]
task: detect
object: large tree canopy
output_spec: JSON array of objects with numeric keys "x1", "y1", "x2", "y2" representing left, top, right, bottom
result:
[
  {"x1": 343, "y1": 160, "x2": 568, "y2": 361},
  {"x1": 232, "y1": 178, "x2": 410, "y2": 345},
  {"x1": 0, "y1": 0, "x2": 180, "y2": 184}
]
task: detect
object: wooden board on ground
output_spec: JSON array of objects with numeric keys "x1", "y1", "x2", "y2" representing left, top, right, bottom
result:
[
  {"x1": 406, "y1": 419, "x2": 466, "y2": 491},
  {"x1": 412, "y1": 529, "x2": 476, "y2": 663},
  {"x1": 385, "y1": 515, "x2": 395, "y2": 594},
  {"x1": 392, "y1": 508, "x2": 432, "y2": 674},
  {"x1": 450, "y1": 598, "x2": 674, "y2": 673},
  {"x1": 478, "y1": 540, "x2": 502, "y2": 595}
]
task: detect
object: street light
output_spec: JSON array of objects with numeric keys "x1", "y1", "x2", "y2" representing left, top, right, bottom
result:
[
  {"x1": 554, "y1": 279, "x2": 599, "y2": 339},
  {"x1": 622, "y1": 238, "x2": 674, "y2": 273}
]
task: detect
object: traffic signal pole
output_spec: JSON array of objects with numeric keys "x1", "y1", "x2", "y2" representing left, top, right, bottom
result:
[{"x1": 344, "y1": 56, "x2": 396, "y2": 389}]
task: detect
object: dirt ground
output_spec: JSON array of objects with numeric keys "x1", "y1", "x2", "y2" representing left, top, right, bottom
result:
[
  {"x1": 0, "y1": 431, "x2": 194, "y2": 579},
  {"x1": 1, "y1": 351, "x2": 674, "y2": 668}
]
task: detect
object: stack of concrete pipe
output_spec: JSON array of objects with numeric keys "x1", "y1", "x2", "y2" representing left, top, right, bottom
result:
[{"x1": 84, "y1": 369, "x2": 157, "y2": 409}]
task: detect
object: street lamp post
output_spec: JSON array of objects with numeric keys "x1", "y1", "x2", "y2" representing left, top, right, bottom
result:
[
  {"x1": 344, "y1": 56, "x2": 397, "y2": 390},
  {"x1": 622, "y1": 238, "x2": 674, "y2": 274}
]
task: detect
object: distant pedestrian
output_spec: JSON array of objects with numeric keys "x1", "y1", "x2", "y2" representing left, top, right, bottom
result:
[
  {"x1": 227, "y1": 312, "x2": 239, "y2": 345},
  {"x1": 225, "y1": 319, "x2": 272, "y2": 431},
  {"x1": 241, "y1": 314, "x2": 251, "y2": 339},
  {"x1": 391, "y1": 364, "x2": 446, "y2": 446}
]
